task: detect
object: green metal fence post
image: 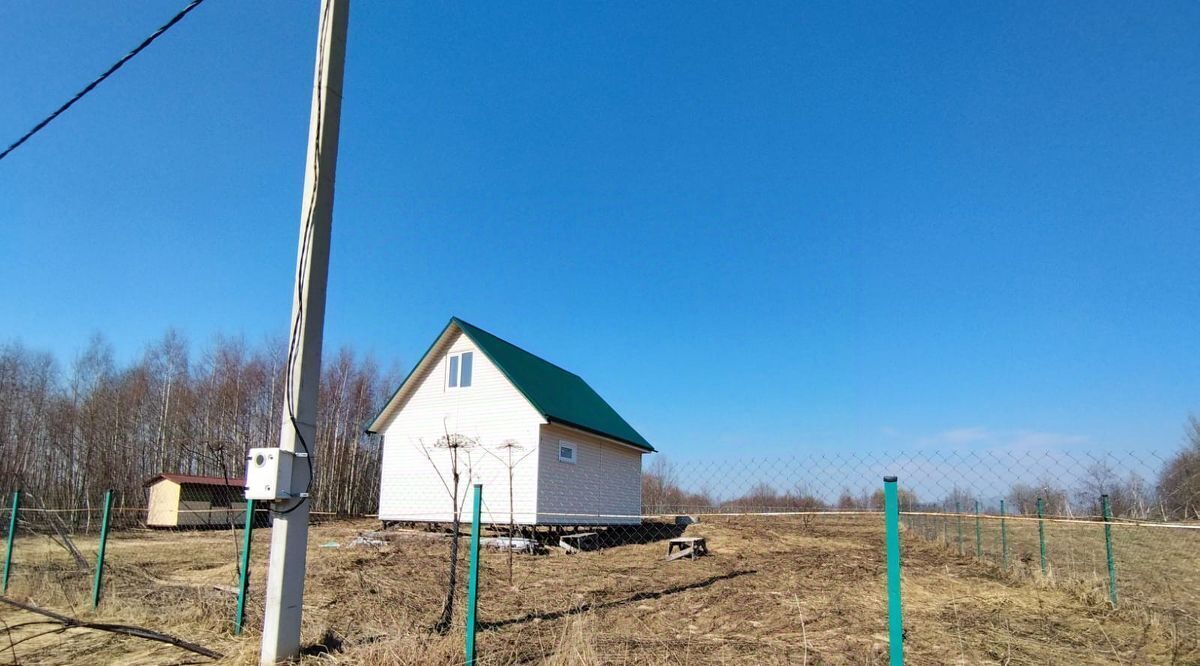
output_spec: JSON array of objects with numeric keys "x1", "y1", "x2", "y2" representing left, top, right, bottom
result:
[
  {"x1": 1036, "y1": 497, "x2": 1047, "y2": 576},
  {"x1": 942, "y1": 512, "x2": 948, "y2": 545},
  {"x1": 1101, "y1": 494, "x2": 1117, "y2": 607},
  {"x1": 234, "y1": 499, "x2": 256, "y2": 635},
  {"x1": 2, "y1": 490, "x2": 19, "y2": 595},
  {"x1": 465, "y1": 484, "x2": 483, "y2": 664},
  {"x1": 955, "y1": 499, "x2": 963, "y2": 556},
  {"x1": 91, "y1": 490, "x2": 114, "y2": 608},
  {"x1": 999, "y1": 499, "x2": 1008, "y2": 571},
  {"x1": 883, "y1": 476, "x2": 904, "y2": 666},
  {"x1": 974, "y1": 500, "x2": 982, "y2": 558}
]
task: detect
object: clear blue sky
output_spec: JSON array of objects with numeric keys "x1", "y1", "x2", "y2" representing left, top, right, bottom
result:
[{"x1": 2, "y1": 1, "x2": 1197, "y2": 460}]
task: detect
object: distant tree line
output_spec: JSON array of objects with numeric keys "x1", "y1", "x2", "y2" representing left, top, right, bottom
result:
[
  {"x1": 643, "y1": 419, "x2": 1200, "y2": 522},
  {"x1": 0, "y1": 331, "x2": 397, "y2": 516},
  {"x1": 6, "y1": 329, "x2": 1198, "y2": 524}
]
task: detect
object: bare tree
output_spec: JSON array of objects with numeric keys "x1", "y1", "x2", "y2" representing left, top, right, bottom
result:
[
  {"x1": 836, "y1": 488, "x2": 859, "y2": 510},
  {"x1": 479, "y1": 439, "x2": 534, "y2": 586},
  {"x1": 0, "y1": 331, "x2": 391, "y2": 518},
  {"x1": 1158, "y1": 416, "x2": 1200, "y2": 520},
  {"x1": 939, "y1": 486, "x2": 974, "y2": 515},
  {"x1": 641, "y1": 457, "x2": 714, "y2": 514},
  {"x1": 415, "y1": 427, "x2": 477, "y2": 634},
  {"x1": 866, "y1": 488, "x2": 917, "y2": 512},
  {"x1": 1077, "y1": 461, "x2": 1152, "y2": 519}
]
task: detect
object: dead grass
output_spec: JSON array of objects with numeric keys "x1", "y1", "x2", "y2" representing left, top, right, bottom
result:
[
  {"x1": 906, "y1": 511, "x2": 1200, "y2": 651},
  {"x1": 1, "y1": 514, "x2": 1197, "y2": 665}
]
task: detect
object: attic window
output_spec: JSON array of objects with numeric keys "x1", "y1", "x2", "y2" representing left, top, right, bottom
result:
[
  {"x1": 448, "y1": 352, "x2": 473, "y2": 388},
  {"x1": 558, "y1": 441, "x2": 577, "y2": 464}
]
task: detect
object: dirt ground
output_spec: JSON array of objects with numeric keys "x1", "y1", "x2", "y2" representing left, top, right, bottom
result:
[{"x1": 0, "y1": 515, "x2": 1196, "y2": 665}]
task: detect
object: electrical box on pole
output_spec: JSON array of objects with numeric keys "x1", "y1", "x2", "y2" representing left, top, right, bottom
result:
[
  {"x1": 258, "y1": 0, "x2": 349, "y2": 662},
  {"x1": 245, "y1": 448, "x2": 302, "y2": 501}
]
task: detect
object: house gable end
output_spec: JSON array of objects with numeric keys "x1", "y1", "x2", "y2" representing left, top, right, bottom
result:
[
  {"x1": 367, "y1": 321, "x2": 542, "y2": 434},
  {"x1": 374, "y1": 327, "x2": 545, "y2": 524},
  {"x1": 368, "y1": 317, "x2": 653, "y2": 452}
]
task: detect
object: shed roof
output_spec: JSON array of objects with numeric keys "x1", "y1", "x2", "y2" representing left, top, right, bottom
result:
[
  {"x1": 367, "y1": 317, "x2": 654, "y2": 452},
  {"x1": 144, "y1": 474, "x2": 246, "y2": 488}
]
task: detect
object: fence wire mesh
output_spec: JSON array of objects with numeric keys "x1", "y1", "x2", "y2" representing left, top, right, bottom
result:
[
  {"x1": 0, "y1": 448, "x2": 1197, "y2": 664},
  {"x1": 0, "y1": 484, "x2": 276, "y2": 663},
  {"x1": 458, "y1": 448, "x2": 1200, "y2": 664}
]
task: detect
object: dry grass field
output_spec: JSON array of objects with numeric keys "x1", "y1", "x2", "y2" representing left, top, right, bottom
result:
[{"x1": 1, "y1": 514, "x2": 1197, "y2": 665}]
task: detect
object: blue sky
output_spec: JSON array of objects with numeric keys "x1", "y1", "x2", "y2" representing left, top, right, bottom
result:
[{"x1": 2, "y1": 1, "x2": 1197, "y2": 461}]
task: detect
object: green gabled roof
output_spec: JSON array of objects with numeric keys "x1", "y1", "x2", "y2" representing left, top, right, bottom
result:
[{"x1": 367, "y1": 317, "x2": 654, "y2": 453}]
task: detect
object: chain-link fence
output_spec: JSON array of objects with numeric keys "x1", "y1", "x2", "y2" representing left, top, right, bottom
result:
[
  {"x1": 1, "y1": 449, "x2": 1197, "y2": 664},
  {"x1": 0, "y1": 481, "x2": 276, "y2": 663},
  {"x1": 456, "y1": 449, "x2": 1200, "y2": 664},
  {"x1": 1, "y1": 499, "x2": 106, "y2": 613}
]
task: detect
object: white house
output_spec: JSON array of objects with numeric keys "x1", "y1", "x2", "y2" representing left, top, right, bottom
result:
[{"x1": 367, "y1": 317, "x2": 654, "y2": 526}]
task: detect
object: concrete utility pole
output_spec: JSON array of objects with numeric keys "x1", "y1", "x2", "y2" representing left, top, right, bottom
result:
[{"x1": 259, "y1": 0, "x2": 349, "y2": 662}]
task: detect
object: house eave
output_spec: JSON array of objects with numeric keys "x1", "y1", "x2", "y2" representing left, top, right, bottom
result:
[
  {"x1": 364, "y1": 320, "x2": 459, "y2": 434},
  {"x1": 545, "y1": 418, "x2": 656, "y2": 453}
]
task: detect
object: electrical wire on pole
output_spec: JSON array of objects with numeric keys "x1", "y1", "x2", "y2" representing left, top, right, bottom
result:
[
  {"x1": 259, "y1": 0, "x2": 349, "y2": 662},
  {"x1": 0, "y1": 0, "x2": 209, "y2": 164}
]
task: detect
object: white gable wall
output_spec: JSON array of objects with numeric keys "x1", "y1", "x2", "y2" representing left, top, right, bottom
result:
[
  {"x1": 536, "y1": 423, "x2": 644, "y2": 525},
  {"x1": 377, "y1": 331, "x2": 545, "y2": 524}
]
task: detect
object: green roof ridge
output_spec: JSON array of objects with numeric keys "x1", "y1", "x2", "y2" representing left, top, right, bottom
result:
[
  {"x1": 365, "y1": 318, "x2": 653, "y2": 453},
  {"x1": 450, "y1": 317, "x2": 654, "y2": 452},
  {"x1": 451, "y1": 317, "x2": 583, "y2": 380}
]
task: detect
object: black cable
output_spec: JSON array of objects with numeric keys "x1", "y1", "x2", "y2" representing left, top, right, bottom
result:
[{"x1": 0, "y1": 0, "x2": 209, "y2": 164}]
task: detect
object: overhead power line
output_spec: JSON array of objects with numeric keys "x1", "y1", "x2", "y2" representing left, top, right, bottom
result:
[{"x1": 0, "y1": 0, "x2": 209, "y2": 164}]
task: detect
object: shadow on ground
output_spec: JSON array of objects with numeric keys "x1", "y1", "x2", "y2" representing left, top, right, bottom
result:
[{"x1": 478, "y1": 569, "x2": 756, "y2": 631}]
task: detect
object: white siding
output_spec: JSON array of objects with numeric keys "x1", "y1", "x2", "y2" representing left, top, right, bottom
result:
[
  {"x1": 377, "y1": 331, "x2": 545, "y2": 524},
  {"x1": 536, "y1": 423, "x2": 644, "y2": 525}
]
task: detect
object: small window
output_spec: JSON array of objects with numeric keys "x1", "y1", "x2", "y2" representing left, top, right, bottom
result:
[
  {"x1": 558, "y1": 441, "x2": 577, "y2": 464},
  {"x1": 460, "y1": 352, "x2": 473, "y2": 387},
  {"x1": 447, "y1": 352, "x2": 473, "y2": 388}
]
